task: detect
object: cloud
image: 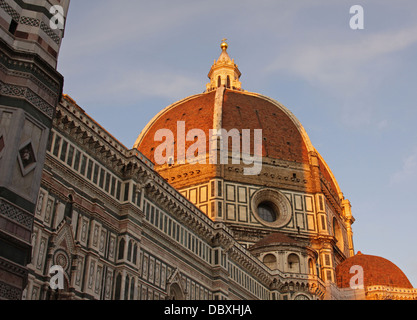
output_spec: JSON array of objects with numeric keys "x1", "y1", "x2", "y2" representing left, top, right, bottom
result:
[
  {"x1": 106, "y1": 70, "x2": 202, "y2": 102},
  {"x1": 266, "y1": 24, "x2": 417, "y2": 94},
  {"x1": 59, "y1": 0, "x2": 219, "y2": 105},
  {"x1": 262, "y1": 23, "x2": 417, "y2": 128},
  {"x1": 376, "y1": 119, "x2": 389, "y2": 130},
  {"x1": 64, "y1": 67, "x2": 201, "y2": 105},
  {"x1": 391, "y1": 148, "x2": 417, "y2": 185},
  {"x1": 59, "y1": 1, "x2": 417, "y2": 128}
]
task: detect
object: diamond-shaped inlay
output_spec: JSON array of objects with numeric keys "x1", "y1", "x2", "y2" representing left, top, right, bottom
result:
[
  {"x1": 17, "y1": 140, "x2": 37, "y2": 176},
  {"x1": 19, "y1": 143, "x2": 35, "y2": 167}
]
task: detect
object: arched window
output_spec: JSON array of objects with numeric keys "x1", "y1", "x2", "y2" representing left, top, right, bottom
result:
[
  {"x1": 333, "y1": 218, "x2": 344, "y2": 250},
  {"x1": 127, "y1": 240, "x2": 133, "y2": 261},
  {"x1": 118, "y1": 238, "x2": 125, "y2": 260},
  {"x1": 308, "y1": 259, "x2": 315, "y2": 275},
  {"x1": 217, "y1": 76, "x2": 221, "y2": 88},
  {"x1": 130, "y1": 277, "x2": 135, "y2": 300},
  {"x1": 226, "y1": 75, "x2": 231, "y2": 88},
  {"x1": 288, "y1": 254, "x2": 300, "y2": 273},
  {"x1": 169, "y1": 283, "x2": 184, "y2": 300},
  {"x1": 133, "y1": 244, "x2": 138, "y2": 265},
  {"x1": 64, "y1": 195, "x2": 73, "y2": 218},
  {"x1": 114, "y1": 273, "x2": 122, "y2": 300},
  {"x1": 263, "y1": 254, "x2": 277, "y2": 270},
  {"x1": 124, "y1": 275, "x2": 130, "y2": 300}
]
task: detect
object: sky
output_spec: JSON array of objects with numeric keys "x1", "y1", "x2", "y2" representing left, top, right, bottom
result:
[{"x1": 57, "y1": 0, "x2": 417, "y2": 288}]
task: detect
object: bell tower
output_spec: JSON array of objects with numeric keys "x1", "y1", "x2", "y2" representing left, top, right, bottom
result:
[
  {"x1": 206, "y1": 39, "x2": 242, "y2": 92},
  {"x1": 0, "y1": 0, "x2": 70, "y2": 300}
]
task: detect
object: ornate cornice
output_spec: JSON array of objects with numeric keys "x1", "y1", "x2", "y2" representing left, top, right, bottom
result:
[
  {"x1": 228, "y1": 244, "x2": 272, "y2": 286},
  {"x1": 57, "y1": 96, "x2": 154, "y2": 176}
]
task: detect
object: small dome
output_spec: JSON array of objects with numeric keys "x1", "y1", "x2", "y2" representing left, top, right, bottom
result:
[{"x1": 336, "y1": 252, "x2": 413, "y2": 289}]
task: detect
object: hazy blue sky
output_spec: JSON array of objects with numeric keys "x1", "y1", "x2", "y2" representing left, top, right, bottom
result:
[{"x1": 58, "y1": 0, "x2": 417, "y2": 287}]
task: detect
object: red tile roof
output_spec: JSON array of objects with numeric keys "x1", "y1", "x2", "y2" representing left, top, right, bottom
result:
[
  {"x1": 336, "y1": 252, "x2": 413, "y2": 289},
  {"x1": 136, "y1": 89, "x2": 340, "y2": 198},
  {"x1": 137, "y1": 89, "x2": 310, "y2": 165}
]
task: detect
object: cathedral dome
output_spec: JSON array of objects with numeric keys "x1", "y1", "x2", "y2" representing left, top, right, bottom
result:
[
  {"x1": 133, "y1": 40, "x2": 342, "y2": 200},
  {"x1": 336, "y1": 252, "x2": 413, "y2": 289},
  {"x1": 133, "y1": 39, "x2": 354, "y2": 256},
  {"x1": 134, "y1": 89, "x2": 311, "y2": 165}
]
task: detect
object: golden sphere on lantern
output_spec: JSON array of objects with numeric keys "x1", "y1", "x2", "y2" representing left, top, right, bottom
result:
[{"x1": 220, "y1": 38, "x2": 228, "y2": 50}]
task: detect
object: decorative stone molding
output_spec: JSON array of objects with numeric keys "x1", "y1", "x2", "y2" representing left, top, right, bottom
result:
[
  {"x1": 250, "y1": 188, "x2": 293, "y2": 229},
  {"x1": 0, "y1": 199, "x2": 33, "y2": 230},
  {"x1": 0, "y1": 80, "x2": 55, "y2": 119},
  {"x1": 0, "y1": 280, "x2": 22, "y2": 300}
]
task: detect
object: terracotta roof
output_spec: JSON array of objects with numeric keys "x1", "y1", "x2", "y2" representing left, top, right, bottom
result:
[
  {"x1": 136, "y1": 89, "x2": 310, "y2": 165},
  {"x1": 134, "y1": 88, "x2": 345, "y2": 198},
  {"x1": 336, "y1": 252, "x2": 413, "y2": 289},
  {"x1": 222, "y1": 90, "x2": 310, "y2": 163},
  {"x1": 136, "y1": 91, "x2": 216, "y2": 164},
  {"x1": 250, "y1": 232, "x2": 298, "y2": 250}
]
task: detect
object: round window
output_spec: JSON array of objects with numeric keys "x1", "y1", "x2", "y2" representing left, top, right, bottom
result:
[
  {"x1": 257, "y1": 202, "x2": 278, "y2": 223},
  {"x1": 250, "y1": 188, "x2": 292, "y2": 228}
]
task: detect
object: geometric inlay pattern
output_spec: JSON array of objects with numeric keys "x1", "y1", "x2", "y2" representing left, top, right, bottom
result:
[
  {"x1": 0, "y1": 199, "x2": 34, "y2": 229},
  {"x1": 0, "y1": 81, "x2": 55, "y2": 119},
  {"x1": 0, "y1": 0, "x2": 60, "y2": 45},
  {"x1": 19, "y1": 16, "x2": 40, "y2": 27},
  {"x1": 0, "y1": 0, "x2": 20, "y2": 21},
  {"x1": 0, "y1": 280, "x2": 22, "y2": 300},
  {"x1": 40, "y1": 21, "x2": 60, "y2": 45}
]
